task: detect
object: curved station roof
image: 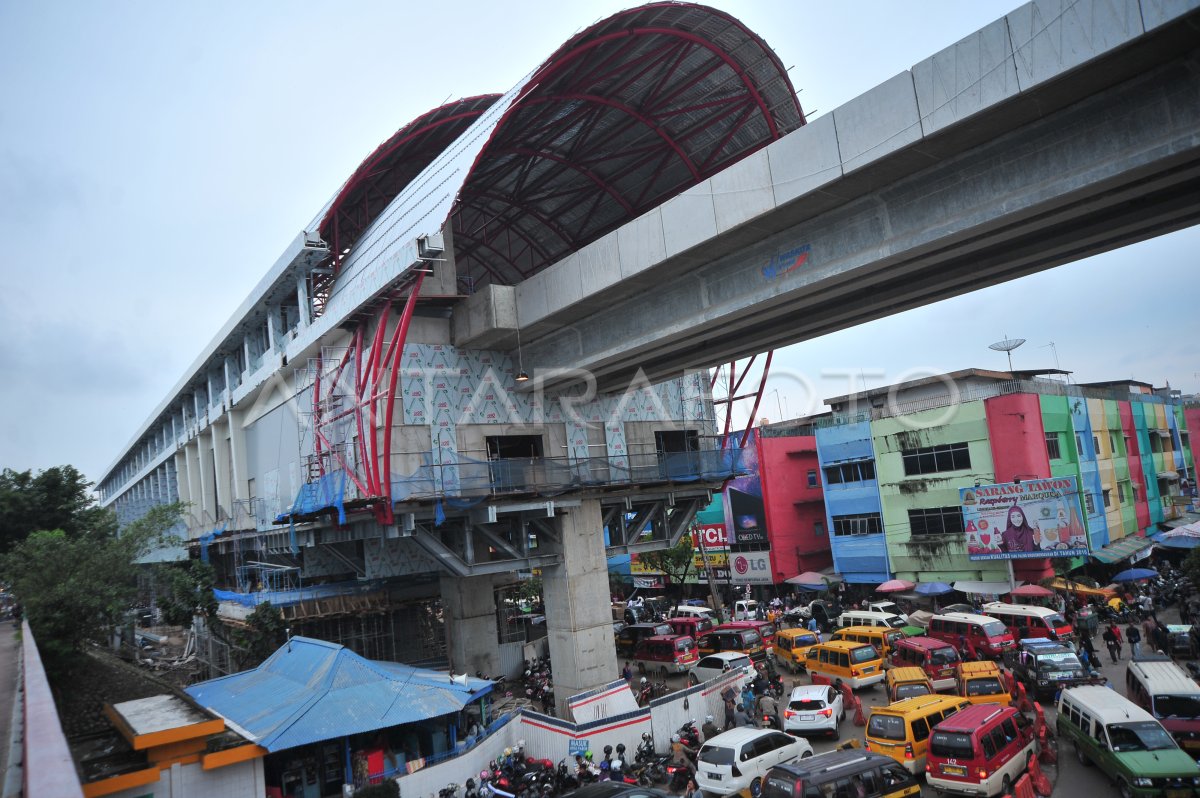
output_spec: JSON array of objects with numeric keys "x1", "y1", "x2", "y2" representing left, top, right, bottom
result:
[{"x1": 319, "y1": 2, "x2": 805, "y2": 291}]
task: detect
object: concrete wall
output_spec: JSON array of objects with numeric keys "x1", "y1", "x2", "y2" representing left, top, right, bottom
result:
[
  {"x1": 873, "y1": 403, "x2": 1003, "y2": 583},
  {"x1": 758, "y1": 432, "x2": 832, "y2": 580},
  {"x1": 815, "y1": 420, "x2": 889, "y2": 584}
]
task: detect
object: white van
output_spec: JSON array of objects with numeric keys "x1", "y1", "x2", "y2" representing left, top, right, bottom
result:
[
  {"x1": 733, "y1": 599, "x2": 761, "y2": 621},
  {"x1": 836, "y1": 610, "x2": 906, "y2": 630},
  {"x1": 866, "y1": 600, "x2": 909, "y2": 623},
  {"x1": 672, "y1": 605, "x2": 716, "y2": 620}
]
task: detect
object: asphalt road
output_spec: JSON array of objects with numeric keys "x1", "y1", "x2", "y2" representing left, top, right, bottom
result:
[{"x1": 640, "y1": 611, "x2": 1192, "y2": 797}]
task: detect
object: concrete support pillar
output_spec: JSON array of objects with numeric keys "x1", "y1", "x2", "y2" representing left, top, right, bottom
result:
[
  {"x1": 542, "y1": 499, "x2": 618, "y2": 716},
  {"x1": 196, "y1": 439, "x2": 215, "y2": 524},
  {"x1": 267, "y1": 305, "x2": 283, "y2": 353},
  {"x1": 440, "y1": 574, "x2": 501, "y2": 677},
  {"x1": 228, "y1": 409, "x2": 250, "y2": 504},
  {"x1": 175, "y1": 451, "x2": 191, "y2": 506},
  {"x1": 212, "y1": 425, "x2": 232, "y2": 522}
]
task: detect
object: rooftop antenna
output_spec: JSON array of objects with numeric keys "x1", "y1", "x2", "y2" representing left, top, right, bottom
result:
[
  {"x1": 1039, "y1": 341, "x2": 1061, "y2": 370},
  {"x1": 989, "y1": 335, "x2": 1026, "y2": 372}
]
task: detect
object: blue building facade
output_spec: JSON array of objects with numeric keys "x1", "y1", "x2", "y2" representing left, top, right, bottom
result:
[{"x1": 815, "y1": 419, "x2": 890, "y2": 584}]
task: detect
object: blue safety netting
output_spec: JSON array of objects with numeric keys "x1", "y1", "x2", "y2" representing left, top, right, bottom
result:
[
  {"x1": 277, "y1": 469, "x2": 347, "y2": 524},
  {"x1": 198, "y1": 525, "x2": 228, "y2": 563},
  {"x1": 213, "y1": 579, "x2": 384, "y2": 609}
]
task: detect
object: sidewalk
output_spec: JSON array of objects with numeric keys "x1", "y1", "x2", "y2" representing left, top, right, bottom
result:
[{"x1": 0, "y1": 624, "x2": 18, "y2": 785}]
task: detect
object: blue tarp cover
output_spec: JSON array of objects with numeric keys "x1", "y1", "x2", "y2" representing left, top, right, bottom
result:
[
  {"x1": 278, "y1": 470, "x2": 347, "y2": 523},
  {"x1": 185, "y1": 636, "x2": 492, "y2": 752}
]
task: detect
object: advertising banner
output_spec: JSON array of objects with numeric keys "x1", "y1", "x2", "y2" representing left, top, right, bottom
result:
[
  {"x1": 730, "y1": 552, "x2": 773, "y2": 584},
  {"x1": 723, "y1": 434, "x2": 768, "y2": 546},
  {"x1": 960, "y1": 477, "x2": 1088, "y2": 560}
]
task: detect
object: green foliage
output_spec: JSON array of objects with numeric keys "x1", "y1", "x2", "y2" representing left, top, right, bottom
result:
[
  {"x1": 1182, "y1": 547, "x2": 1200, "y2": 590},
  {"x1": 230, "y1": 602, "x2": 288, "y2": 670},
  {"x1": 636, "y1": 536, "x2": 695, "y2": 598},
  {"x1": 0, "y1": 502, "x2": 184, "y2": 675},
  {"x1": 154, "y1": 559, "x2": 217, "y2": 626},
  {"x1": 516, "y1": 576, "x2": 542, "y2": 602},
  {"x1": 0, "y1": 465, "x2": 117, "y2": 553},
  {"x1": 353, "y1": 781, "x2": 399, "y2": 798}
]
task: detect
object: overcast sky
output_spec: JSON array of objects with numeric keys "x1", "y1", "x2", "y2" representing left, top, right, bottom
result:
[{"x1": 1, "y1": 1, "x2": 1195, "y2": 484}]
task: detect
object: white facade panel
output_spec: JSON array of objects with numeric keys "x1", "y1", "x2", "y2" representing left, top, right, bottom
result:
[
  {"x1": 766, "y1": 114, "x2": 843, "y2": 207},
  {"x1": 711, "y1": 149, "x2": 776, "y2": 233},
  {"x1": 617, "y1": 208, "x2": 667, "y2": 279},
  {"x1": 1007, "y1": 0, "x2": 1144, "y2": 91},
  {"x1": 913, "y1": 17, "x2": 1021, "y2": 136},
  {"x1": 660, "y1": 182, "x2": 718, "y2": 258},
  {"x1": 833, "y1": 71, "x2": 923, "y2": 174}
]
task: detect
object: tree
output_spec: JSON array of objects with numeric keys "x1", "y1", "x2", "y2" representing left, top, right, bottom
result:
[
  {"x1": 229, "y1": 602, "x2": 288, "y2": 670},
  {"x1": 0, "y1": 465, "x2": 117, "y2": 552},
  {"x1": 0, "y1": 502, "x2": 184, "y2": 675},
  {"x1": 636, "y1": 537, "x2": 696, "y2": 600},
  {"x1": 154, "y1": 559, "x2": 218, "y2": 626}
]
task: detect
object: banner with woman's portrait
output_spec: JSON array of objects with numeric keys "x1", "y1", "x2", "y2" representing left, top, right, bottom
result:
[{"x1": 959, "y1": 477, "x2": 1089, "y2": 560}]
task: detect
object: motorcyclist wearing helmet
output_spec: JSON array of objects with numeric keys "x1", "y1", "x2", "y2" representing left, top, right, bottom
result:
[
  {"x1": 701, "y1": 713, "x2": 720, "y2": 742},
  {"x1": 670, "y1": 733, "x2": 696, "y2": 776},
  {"x1": 614, "y1": 742, "x2": 627, "y2": 769}
]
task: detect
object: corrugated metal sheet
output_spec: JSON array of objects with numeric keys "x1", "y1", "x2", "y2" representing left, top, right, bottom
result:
[{"x1": 185, "y1": 636, "x2": 491, "y2": 752}]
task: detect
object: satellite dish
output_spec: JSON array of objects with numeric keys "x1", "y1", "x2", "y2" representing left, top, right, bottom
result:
[{"x1": 988, "y1": 336, "x2": 1026, "y2": 371}]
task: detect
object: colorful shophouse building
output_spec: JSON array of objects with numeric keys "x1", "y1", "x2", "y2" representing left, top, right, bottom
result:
[{"x1": 808, "y1": 369, "x2": 1195, "y2": 586}]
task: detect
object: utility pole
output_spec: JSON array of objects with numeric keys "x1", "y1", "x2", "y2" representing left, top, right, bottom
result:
[{"x1": 695, "y1": 523, "x2": 726, "y2": 618}]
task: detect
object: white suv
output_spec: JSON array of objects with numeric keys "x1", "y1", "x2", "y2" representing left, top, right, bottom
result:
[
  {"x1": 696, "y1": 727, "x2": 812, "y2": 797},
  {"x1": 688, "y1": 652, "x2": 753, "y2": 687}
]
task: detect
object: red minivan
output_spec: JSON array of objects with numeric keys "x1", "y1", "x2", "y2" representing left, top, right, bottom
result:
[
  {"x1": 925, "y1": 704, "x2": 1037, "y2": 796},
  {"x1": 981, "y1": 602, "x2": 1074, "y2": 643},
  {"x1": 927, "y1": 612, "x2": 1016, "y2": 658},
  {"x1": 890, "y1": 636, "x2": 961, "y2": 691},
  {"x1": 666, "y1": 615, "x2": 715, "y2": 643},
  {"x1": 633, "y1": 634, "x2": 698, "y2": 676}
]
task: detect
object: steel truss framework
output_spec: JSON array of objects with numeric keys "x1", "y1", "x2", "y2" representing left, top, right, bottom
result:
[{"x1": 316, "y1": 3, "x2": 803, "y2": 293}]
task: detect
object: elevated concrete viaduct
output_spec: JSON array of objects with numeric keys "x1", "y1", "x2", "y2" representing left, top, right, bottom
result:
[{"x1": 504, "y1": 1, "x2": 1200, "y2": 391}]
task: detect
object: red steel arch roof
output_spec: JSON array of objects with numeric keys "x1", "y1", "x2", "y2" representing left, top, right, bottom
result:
[{"x1": 324, "y1": 2, "x2": 804, "y2": 288}]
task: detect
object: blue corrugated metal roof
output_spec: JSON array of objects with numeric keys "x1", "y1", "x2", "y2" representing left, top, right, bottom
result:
[{"x1": 185, "y1": 636, "x2": 491, "y2": 752}]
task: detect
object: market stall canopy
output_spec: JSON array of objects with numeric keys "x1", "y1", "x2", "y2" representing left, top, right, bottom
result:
[
  {"x1": 186, "y1": 637, "x2": 492, "y2": 752},
  {"x1": 876, "y1": 579, "x2": 915, "y2": 593},
  {"x1": 1048, "y1": 578, "x2": 1116, "y2": 599},
  {"x1": 1009, "y1": 584, "x2": 1054, "y2": 598},
  {"x1": 914, "y1": 582, "x2": 954, "y2": 596},
  {"x1": 953, "y1": 581, "x2": 1012, "y2": 596},
  {"x1": 1091, "y1": 535, "x2": 1154, "y2": 564},
  {"x1": 1153, "y1": 523, "x2": 1200, "y2": 549}
]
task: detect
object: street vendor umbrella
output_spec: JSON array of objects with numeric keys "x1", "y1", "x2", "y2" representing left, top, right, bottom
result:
[
  {"x1": 914, "y1": 582, "x2": 954, "y2": 596},
  {"x1": 1111, "y1": 567, "x2": 1158, "y2": 582},
  {"x1": 1009, "y1": 584, "x2": 1054, "y2": 598},
  {"x1": 787, "y1": 571, "x2": 842, "y2": 586},
  {"x1": 876, "y1": 579, "x2": 915, "y2": 593}
]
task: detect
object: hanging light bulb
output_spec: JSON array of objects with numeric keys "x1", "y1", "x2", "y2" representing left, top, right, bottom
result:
[{"x1": 515, "y1": 323, "x2": 529, "y2": 382}]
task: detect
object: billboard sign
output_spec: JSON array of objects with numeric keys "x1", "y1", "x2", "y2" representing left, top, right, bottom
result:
[
  {"x1": 960, "y1": 477, "x2": 1088, "y2": 560},
  {"x1": 730, "y1": 552, "x2": 773, "y2": 584}
]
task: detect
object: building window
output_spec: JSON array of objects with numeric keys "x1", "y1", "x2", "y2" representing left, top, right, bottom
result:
[
  {"x1": 1110, "y1": 432, "x2": 1120, "y2": 455},
  {"x1": 908, "y1": 506, "x2": 965, "y2": 537},
  {"x1": 1045, "y1": 432, "x2": 1062, "y2": 460},
  {"x1": 1102, "y1": 489, "x2": 1111, "y2": 509},
  {"x1": 1150, "y1": 435, "x2": 1162, "y2": 453},
  {"x1": 1076, "y1": 433, "x2": 1085, "y2": 455},
  {"x1": 900, "y1": 442, "x2": 971, "y2": 476},
  {"x1": 1183, "y1": 432, "x2": 1191, "y2": 449},
  {"x1": 1118, "y1": 482, "x2": 1126, "y2": 502},
  {"x1": 823, "y1": 460, "x2": 876, "y2": 484},
  {"x1": 1123, "y1": 434, "x2": 1132, "y2": 454},
  {"x1": 807, "y1": 470, "x2": 818, "y2": 488},
  {"x1": 1085, "y1": 493, "x2": 1096, "y2": 515},
  {"x1": 1093, "y1": 435, "x2": 1100, "y2": 454},
  {"x1": 831, "y1": 512, "x2": 882, "y2": 536},
  {"x1": 814, "y1": 521, "x2": 826, "y2": 537}
]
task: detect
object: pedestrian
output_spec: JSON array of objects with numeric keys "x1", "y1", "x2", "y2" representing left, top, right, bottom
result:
[
  {"x1": 742, "y1": 684, "x2": 756, "y2": 715},
  {"x1": 1081, "y1": 633, "x2": 1098, "y2": 663},
  {"x1": 1102, "y1": 625, "x2": 1119, "y2": 663},
  {"x1": 734, "y1": 703, "x2": 752, "y2": 727},
  {"x1": 1126, "y1": 622, "x2": 1142, "y2": 659},
  {"x1": 807, "y1": 614, "x2": 820, "y2": 639},
  {"x1": 622, "y1": 661, "x2": 633, "y2": 683},
  {"x1": 1143, "y1": 615, "x2": 1158, "y2": 643},
  {"x1": 702, "y1": 714, "x2": 720, "y2": 742},
  {"x1": 683, "y1": 778, "x2": 701, "y2": 798},
  {"x1": 1109, "y1": 623, "x2": 1124, "y2": 659}
]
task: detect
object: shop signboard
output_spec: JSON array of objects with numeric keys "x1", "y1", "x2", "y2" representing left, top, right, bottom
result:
[{"x1": 960, "y1": 477, "x2": 1088, "y2": 560}]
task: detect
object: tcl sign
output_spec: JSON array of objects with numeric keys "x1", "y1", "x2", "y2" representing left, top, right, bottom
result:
[{"x1": 691, "y1": 524, "x2": 729, "y2": 548}]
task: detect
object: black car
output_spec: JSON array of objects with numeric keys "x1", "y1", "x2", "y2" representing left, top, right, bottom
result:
[
  {"x1": 1011, "y1": 638, "x2": 1086, "y2": 700},
  {"x1": 560, "y1": 782, "x2": 671, "y2": 798},
  {"x1": 761, "y1": 749, "x2": 918, "y2": 798}
]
